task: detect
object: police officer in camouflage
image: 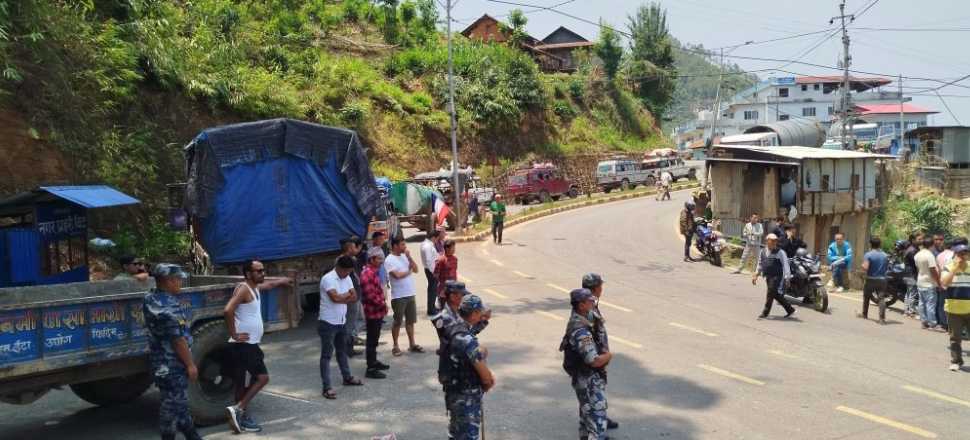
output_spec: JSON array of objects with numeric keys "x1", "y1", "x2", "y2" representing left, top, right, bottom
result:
[
  {"x1": 561, "y1": 288, "x2": 613, "y2": 440},
  {"x1": 581, "y1": 274, "x2": 619, "y2": 431},
  {"x1": 441, "y1": 294, "x2": 495, "y2": 440},
  {"x1": 143, "y1": 264, "x2": 203, "y2": 440},
  {"x1": 432, "y1": 281, "x2": 490, "y2": 349}
]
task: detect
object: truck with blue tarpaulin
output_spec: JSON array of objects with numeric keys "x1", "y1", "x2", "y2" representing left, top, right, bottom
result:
[{"x1": 179, "y1": 118, "x2": 388, "y2": 302}]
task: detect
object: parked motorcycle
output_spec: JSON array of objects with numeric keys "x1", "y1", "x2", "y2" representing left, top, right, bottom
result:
[
  {"x1": 694, "y1": 217, "x2": 725, "y2": 267},
  {"x1": 869, "y1": 256, "x2": 907, "y2": 307},
  {"x1": 784, "y1": 248, "x2": 829, "y2": 312}
]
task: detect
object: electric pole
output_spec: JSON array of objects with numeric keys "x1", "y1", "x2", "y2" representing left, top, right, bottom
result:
[
  {"x1": 446, "y1": 0, "x2": 462, "y2": 233},
  {"x1": 831, "y1": 0, "x2": 854, "y2": 150},
  {"x1": 898, "y1": 73, "x2": 904, "y2": 154},
  {"x1": 708, "y1": 48, "x2": 723, "y2": 147}
]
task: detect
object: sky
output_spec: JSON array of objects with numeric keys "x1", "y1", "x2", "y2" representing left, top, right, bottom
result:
[{"x1": 439, "y1": 0, "x2": 970, "y2": 125}]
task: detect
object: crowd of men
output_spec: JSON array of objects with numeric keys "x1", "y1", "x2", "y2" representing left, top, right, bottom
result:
[{"x1": 722, "y1": 210, "x2": 970, "y2": 371}]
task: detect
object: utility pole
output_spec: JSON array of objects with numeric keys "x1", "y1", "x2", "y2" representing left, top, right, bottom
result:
[
  {"x1": 446, "y1": 0, "x2": 462, "y2": 233},
  {"x1": 898, "y1": 73, "x2": 904, "y2": 154},
  {"x1": 831, "y1": 0, "x2": 854, "y2": 150},
  {"x1": 708, "y1": 48, "x2": 723, "y2": 147}
]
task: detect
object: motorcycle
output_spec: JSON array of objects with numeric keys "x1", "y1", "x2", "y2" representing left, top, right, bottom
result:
[
  {"x1": 870, "y1": 256, "x2": 908, "y2": 307},
  {"x1": 693, "y1": 217, "x2": 726, "y2": 267},
  {"x1": 784, "y1": 248, "x2": 829, "y2": 313}
]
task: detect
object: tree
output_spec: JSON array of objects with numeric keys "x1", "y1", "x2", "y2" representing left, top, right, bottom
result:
[
  {"x1": 379, "y1": 0, "x2": 400, "y2": 44},
  {"x1": 627, "y1": 3, "x2": 676, "y2": 123},
  {"x1": 505, "y1": 9, "x2": 528, "y2": 46},
  {"x1": 594, "y1": 22, "x2": 623, "y2": 80}
]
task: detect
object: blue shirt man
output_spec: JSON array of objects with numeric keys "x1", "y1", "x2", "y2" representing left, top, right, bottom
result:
[
  {"x1": 143, "y1": 263, "x2": 202, "y2": 440},
  {"x1": 827, "y1": 233, "x2": 854, "y2": 291},
  {"x1": 861, "y1": 237, "x2": 889, "y2": 323}
]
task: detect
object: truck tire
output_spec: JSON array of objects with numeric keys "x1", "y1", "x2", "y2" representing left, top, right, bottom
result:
[
  {"x1": 69, "y1": 373, "x2": 153, "y2": 406},
  {"x1": 568, "y1": 187, "x2": 579, "y2": 198},
  {"x1": 620, "y1": 179, "x2": 630, "y2": 191},
  {"x1": 187, "y1": 321, "x2": 236, "y2": 426}
]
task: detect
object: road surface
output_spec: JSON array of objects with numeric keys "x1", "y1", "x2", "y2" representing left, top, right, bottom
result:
[{"x1": 3, "y1": 189, "x2": 968, "y2": 439}]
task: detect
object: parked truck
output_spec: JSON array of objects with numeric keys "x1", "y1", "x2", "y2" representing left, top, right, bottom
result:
[
  {"x1": 0, "y1": 276, "x2": 298, "y2": 425},
  {"x1": 180, "y1": 119, "x2": 387, "y2": 306}
]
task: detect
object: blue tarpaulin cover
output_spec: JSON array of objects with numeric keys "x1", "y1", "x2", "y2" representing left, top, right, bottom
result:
[{"x1": 183, "y1": 119, "x2": 384, "y2": 264}]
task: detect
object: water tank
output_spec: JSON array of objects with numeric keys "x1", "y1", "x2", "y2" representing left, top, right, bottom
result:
[{"x1": 743, "y1": 119, "x2": 826, "y2": 148}]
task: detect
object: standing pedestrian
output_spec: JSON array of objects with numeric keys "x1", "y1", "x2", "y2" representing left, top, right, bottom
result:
[
  {"x1": 753, "y1": 234, "x2": 796, "y2": 319},
  {"x1": 827, "y1": 233, "x2": 853, "y2": 293},
  {"x1": 860, "y1": 237, "x2": 890, "y2": 324},
  {"x1": 434, "y1": 240, "x2": 459, "y2": 308},
  {"x1": 384, "y1": 237, "x2": 424, "y2": 356},
  {"x1": 734, "y1": 213, "x2": 763, "y2": 274},
  {"x1": 361, "y1": 247, "x2": 390, "y2": 379},
  {"x1": 561, "y1": 288, "x2": 612, "y2": 440},
  {"x1": 780, "y1": 225, "x2": 808, "y2": 260},
  {"x1": 915, "y1": 237, "x2": 943, "y2": 330},
  {"x1": 680, "y1": 202, "x2": 696, "y2": 262},
  {"x1": 143, "y1": 264, "x2": 203, "y2": 440},
  {"x1": 939, "y1": 238, "x2": 970, "y2": 330},
  {"x1": 468, "y1": 192, "x2": 480, "y2": 224},
  {"x1": 336, "y1": 237, "x2": 365, "y2": 357},
  {"x1": 770, "y1": 216, "x2": 786, "y2": 240},
  {"x1": 903, "y1": 233, "x2": 922, "y2": 317},
  {"x1": 441, "y1": 294, "x2": 494, "y2": 440},
  {"x1": 490, "y1": 194, "x2": 507, "y2": 244},
  {"x1": 581, "y1": 273, "x2": 619, "y2": 432},
  {"x1": 421, "y1": 230, "x2": 442, "y2": 315},
  {"x1": 932, "y1": 234, "x2": 946, "y2": 256},
  {"x1": 318, "y1": 256, "x2": 364, "y2": 400},
  {"x1": 224, "y1": 260, "x2": 291, "y2": 433},
  {"x1": 941, "y1": 243, "x2": 970, "y2": 371}
]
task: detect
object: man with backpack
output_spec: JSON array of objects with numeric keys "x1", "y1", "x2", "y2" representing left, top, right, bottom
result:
[
  {"x1": 561, "y1": 288, "x2": 613, "y2": 440},
  {"x1": 439, "y1": 295, "x2": 495, "y2": 439}
]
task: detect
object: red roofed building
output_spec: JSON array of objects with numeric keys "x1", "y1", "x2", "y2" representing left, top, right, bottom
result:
[{"x1": 460, "y1": 16, "x2": 593, "y2": 72}]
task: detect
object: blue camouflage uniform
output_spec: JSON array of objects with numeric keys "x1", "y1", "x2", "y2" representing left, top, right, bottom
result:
[
  {"x1": 444, "y1": 319, "x2": 485, "y2": 440},
  {"x1": 591, "y1": 305, "x2": 609, "y2": 354},
  {"x1": 562, "y1": 311, "x2": 608, "y2": 440},
  {"x1": 143, "y1": 288, "x2": 194, "y2": 437}
]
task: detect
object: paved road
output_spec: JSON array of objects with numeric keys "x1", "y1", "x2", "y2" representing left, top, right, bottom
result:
[{"x1": 3, "y1": 189, "x2": 968, "y2": 439}]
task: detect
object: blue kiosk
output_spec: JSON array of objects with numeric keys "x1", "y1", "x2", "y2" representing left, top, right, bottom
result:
[{"x1": 0, "y1": 186, "x2": 139, "y2": 287}]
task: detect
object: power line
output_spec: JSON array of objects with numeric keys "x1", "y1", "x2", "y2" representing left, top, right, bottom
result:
[
  {"x1": 708, "y1": 28, "x2": 837, "y2": 52},
  {"x1": 933, "y1": 90, "x2": 963, "y2": 124},
  {"x1": 852, "y1": 0, "x2": 880, "y2": 21},
  {"x1": 854, "y1": 27, "x2": 970, "y2": 32}
]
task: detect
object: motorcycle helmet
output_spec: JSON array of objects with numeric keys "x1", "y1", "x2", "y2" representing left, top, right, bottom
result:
[{"x1": 894, "y1": 240, "x2": 909, "y2": 251}]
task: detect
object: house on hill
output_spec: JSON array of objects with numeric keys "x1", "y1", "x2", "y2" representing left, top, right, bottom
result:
[{"x1": 460, "y1": 15, "x2": 594, "y2": 73}]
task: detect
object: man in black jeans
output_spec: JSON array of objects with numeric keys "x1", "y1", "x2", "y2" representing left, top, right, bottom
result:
[
  {"x1": 753, "y1": 234, "x2": 796, "y2": 319},
  {"x1": 680, "y1": 202, "x2": 696, "y2": 262},
  {"x1": 861, "y1": 236, "x2": 890, "y2": 324}
]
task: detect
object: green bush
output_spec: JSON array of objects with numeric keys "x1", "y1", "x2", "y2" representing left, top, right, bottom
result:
[{"x1": 553, "y1": 100, "x2": 577, "y2": 119}]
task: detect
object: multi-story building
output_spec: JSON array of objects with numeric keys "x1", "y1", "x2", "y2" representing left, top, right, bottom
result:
[{"x1": 679, "y1": 76, "x2": 935, "y2": 147}]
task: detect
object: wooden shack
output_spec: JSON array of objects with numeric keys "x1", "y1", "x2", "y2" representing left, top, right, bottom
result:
[{"x1": 707, "y1": 146, "x2": 892, "y2": 284}]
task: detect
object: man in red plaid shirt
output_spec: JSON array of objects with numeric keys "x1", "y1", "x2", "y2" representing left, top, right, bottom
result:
[
  {"x1": 433, "y1": 240, "x2": 458, "y2": 309},
  {"x1": 361, "y1": 246, "x2": 390, "y2": 379}
]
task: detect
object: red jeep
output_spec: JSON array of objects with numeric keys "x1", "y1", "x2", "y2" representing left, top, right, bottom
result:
[{"x1": 505, "y1": 164, "x2": 579, "y2": 204}]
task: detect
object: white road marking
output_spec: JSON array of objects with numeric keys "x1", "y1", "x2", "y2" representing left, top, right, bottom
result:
[
  {"x1": 828, "y1": 292, "x2": 863, "y2": 302},
  {"x1": 669, "y1": 322, "x2": 719, "y2": 337},
  {"x1": 610, "y1": 335, "x2": 643, "y2": 349},
  {"x1": 512, "y1": 270, "x2": 533, "y2": 278},
  {"x1": 766, "y1": 349, "x2": 801, "y2": 360},
  {"x1": 483, "y1": 288, "x2": 509, "y2": 299},
  {"x1": 459, "y1": 275, "x2": 474, "y2": 283},
  {"x1": 262, "y1": 416, "x2": 298, "y2": 426},
  {"x1": 536, "y1": 310, "x2": 565, "y2": 321},
  {"x1": 598, "y1": 300, "x2": 633, "y2": 313},
  {"x1": 835, "y1": 406, "x2": 937, "y2": 438},
  {"x1": 697, "y1": 364, "x2": 765, "y2": 386},
  {"x1": 489, "y1": 259, "x2": 504, "y2": 267},
  {"x1": 263, "y1": 390, "x2": 318, "y2": 405},
  {"x1": 902, "y1": 385, "x2": 970, "y2": 408},
  {"x1": 547, "y1": 283, "x2": 570, "y2": 293}
]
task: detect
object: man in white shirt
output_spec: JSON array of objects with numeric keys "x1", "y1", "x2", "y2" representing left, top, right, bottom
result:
[
  {"x1": 659, "y1": 171, "x2": 673, "y2": 201},
  {"x1": 915, "y1": 237, "x2": 942, "y2": 330},
  {"x1": 385, "y1": 236, "x2": 424, "y2": 356},
  {"x1": 421, "y1": 230, "x2": 443, "y2": 316},
  {"x1": 318, "y1": 256, "x2": 364, "y2": 399},
  {"x1": 734, "y1": 213, "x2": 764, "y2": 274}
]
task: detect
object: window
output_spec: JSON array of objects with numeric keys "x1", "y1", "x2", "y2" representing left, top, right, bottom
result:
[
  {"x1": 801, "y1": 84, "x2": 808, "y2": 91},
  {"x1": 851, "y1": 174, "x2": 860, "y2": 190},
  {"x1": 779, "y1": 114, "x2": 790, "y2": 121},
  {"x1": 778, "y1": 88, "x2": 789, "y2": 98},
  {"x1": 42, "y1": 237, "x2": 86, "y2": 276},
  {"x1": 814, "y1": 84, "x2": 820, "y2": 90},
  {"x1": 744, "y1": 110, "x2": 759, "y2": 120},
  {"x1": 828, "y1": 106, "x2": 835, "y2": 115},
  {"x1": 821, "y1": 175, "x2": 831, "y2": 192},
  {"x1": 802, "y1": 107, "x2": 816, "y2": 117}
]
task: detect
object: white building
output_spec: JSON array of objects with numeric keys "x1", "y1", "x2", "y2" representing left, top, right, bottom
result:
[{"x1": 708, "y1": 76, "x2": 933, "y2": 140}]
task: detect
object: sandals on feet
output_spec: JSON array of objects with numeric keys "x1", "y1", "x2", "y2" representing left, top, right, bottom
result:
[
  {"x1": 408, "y1": 345, "x2": 425, "y2": 353},
  {"x1": 322, "y1": 388, "x2": 337, "y2": 400},
  {"x1": 392, "y1": 347, "x2": 403, "y2": 356},
  {"x1": 343, "y1": 377, "x2": 363, "y2": 386}
]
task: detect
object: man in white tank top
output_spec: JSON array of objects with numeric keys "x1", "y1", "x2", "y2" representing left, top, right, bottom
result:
[{"x1": 223, "y1": 260, "x2": 291, "y2": 434}]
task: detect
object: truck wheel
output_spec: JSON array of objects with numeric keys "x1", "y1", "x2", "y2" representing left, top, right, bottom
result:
[
  {"x1": 568, "y1": 187, "x2": 579, "y2": 198},
  {"x1": 69, "y1": 373, "x2": 153, "y2": 406},
  {"x1": 603, "y1": 187, "x2": 612, "y2": 194},
  {"x1": 187, "y1": 321, "x2": 236, "y2": 426}
]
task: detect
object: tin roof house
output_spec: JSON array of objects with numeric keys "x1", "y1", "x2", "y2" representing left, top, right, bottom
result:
[{"x1": 460, "y1": 16, "x2": 594, "y2": 73}]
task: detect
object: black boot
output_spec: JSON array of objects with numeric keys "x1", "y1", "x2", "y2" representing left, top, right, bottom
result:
[{"x1": 180, "y1": 427, "x2": 204, "y2": 440}]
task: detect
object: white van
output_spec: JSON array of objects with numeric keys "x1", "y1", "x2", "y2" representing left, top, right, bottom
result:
[{"x1": 596, "y1": 159, "x2": 654, "y2": 192}]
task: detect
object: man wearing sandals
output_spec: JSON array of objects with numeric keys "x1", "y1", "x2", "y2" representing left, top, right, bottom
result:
[
  {"x1": 318, "y1": 256, "x2": 364, "y2": 399},
  {"x1": 385, "y1": 236, "x2": 425, "y2": 357}
]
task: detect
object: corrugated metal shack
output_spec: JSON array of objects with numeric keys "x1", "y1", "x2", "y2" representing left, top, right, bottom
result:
[
  {"x1": 905, "y1": 126, "x2": 970, "y2": 198},
  {"x1": 707, "y1": 146, "x2": 892, "y2": 284}
]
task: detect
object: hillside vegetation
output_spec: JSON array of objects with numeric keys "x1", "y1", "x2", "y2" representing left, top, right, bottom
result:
[{"x1": 0, "y1": 0, "x2": 667, "y2": 214}]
